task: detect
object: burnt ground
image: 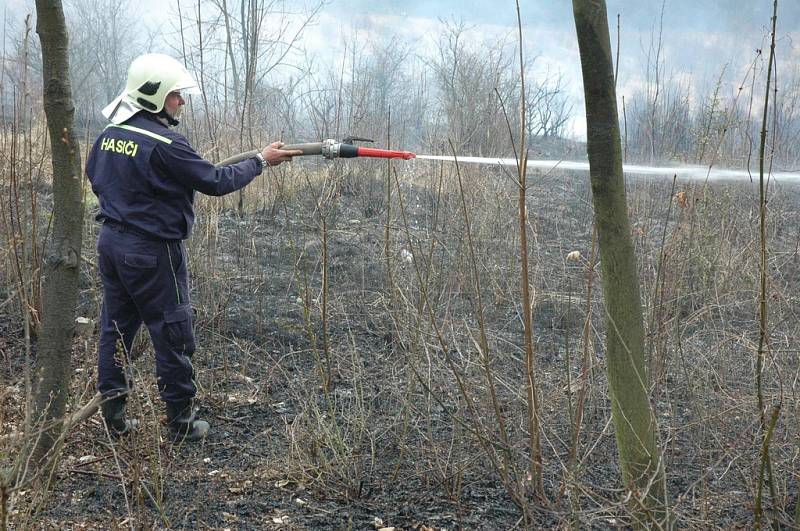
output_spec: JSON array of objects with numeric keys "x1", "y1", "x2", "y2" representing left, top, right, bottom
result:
[{"x1": 3, "y1": 161, "x2": 800, "y2": 529}]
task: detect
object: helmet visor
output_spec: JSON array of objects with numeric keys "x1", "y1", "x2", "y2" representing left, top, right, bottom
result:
[{"x1": 170, "y1": 69, "x2": 201, "y2": 95}]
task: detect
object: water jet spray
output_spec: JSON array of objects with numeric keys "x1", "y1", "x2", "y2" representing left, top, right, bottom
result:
[{"x1": 414, "y1": 155, "x2": 800, "y2": 183}]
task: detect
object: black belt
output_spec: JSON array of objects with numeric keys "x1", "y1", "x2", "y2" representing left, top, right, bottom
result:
[{"x1": 103, "y1": 220, "x2": 178, "y2": 243}]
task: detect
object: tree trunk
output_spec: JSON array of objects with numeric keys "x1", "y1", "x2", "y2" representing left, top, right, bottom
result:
[
  {"x1": 571, "y1": 0, "x2": 666, "y2": 524},
  {"x1": 31, "y1": 0, "x2": 84, "y2": 468}
]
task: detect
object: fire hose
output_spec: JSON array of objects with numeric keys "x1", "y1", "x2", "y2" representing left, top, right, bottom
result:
[{"x1": 215, "y1": 135, "x2": 416, "y2": 166}]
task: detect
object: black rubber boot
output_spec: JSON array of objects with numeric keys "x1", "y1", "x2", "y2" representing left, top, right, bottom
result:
[
  {"x1": 100, "y1": 395, "x2": 139, "y2": 436},
  {"x1": 165, "y1": 399, "x2": 210, "y2": 442}
]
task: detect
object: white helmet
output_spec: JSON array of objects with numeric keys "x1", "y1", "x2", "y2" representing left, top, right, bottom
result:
[{"x1": 102, "y1": 53, "x2": 201, "y2": 124}]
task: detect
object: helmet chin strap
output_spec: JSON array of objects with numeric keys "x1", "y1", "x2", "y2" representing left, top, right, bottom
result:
[{"x1": 157, "y1": 109, "x2": 180, "y2": 127}]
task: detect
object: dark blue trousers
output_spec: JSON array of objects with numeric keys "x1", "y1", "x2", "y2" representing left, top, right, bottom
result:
[{"x1": 96, "y1": 223, "x2": 196, "y2": 402}]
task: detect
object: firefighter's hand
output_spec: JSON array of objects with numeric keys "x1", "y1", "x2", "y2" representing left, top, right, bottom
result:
[{"x1": 262, "y1": 142, "x2": 303, "y2": 166}]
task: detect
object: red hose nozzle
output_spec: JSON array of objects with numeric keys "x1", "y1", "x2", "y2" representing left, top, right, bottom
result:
[{"x1": 356, "y1": 146, "x2": 416, "y2": 160}]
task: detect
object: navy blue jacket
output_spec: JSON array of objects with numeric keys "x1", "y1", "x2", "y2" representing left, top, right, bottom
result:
[{"x1": 86, "y1": 112, "x2": 263, "y2": 240}]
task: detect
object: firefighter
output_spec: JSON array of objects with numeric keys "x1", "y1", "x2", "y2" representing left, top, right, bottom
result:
[{"x1": 86, "y1": 53, "x2": 301, "y2": 441}]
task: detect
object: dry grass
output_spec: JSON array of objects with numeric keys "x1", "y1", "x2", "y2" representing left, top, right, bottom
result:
[{"x1": 1, "y1": 120, "x2": 799, "y2": 528}]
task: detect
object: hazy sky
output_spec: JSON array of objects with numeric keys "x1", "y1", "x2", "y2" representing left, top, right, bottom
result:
[
  {"x1": 3, "y1": 0, "x2": 799, "y2": 138},
  {"x1": 309, "y1": 0, "x2": 800, "y2": 137}
]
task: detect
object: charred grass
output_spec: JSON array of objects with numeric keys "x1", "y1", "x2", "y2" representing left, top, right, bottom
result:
[{"x1": 2, "y1": 160, "x2": 800, "y2": 529}]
